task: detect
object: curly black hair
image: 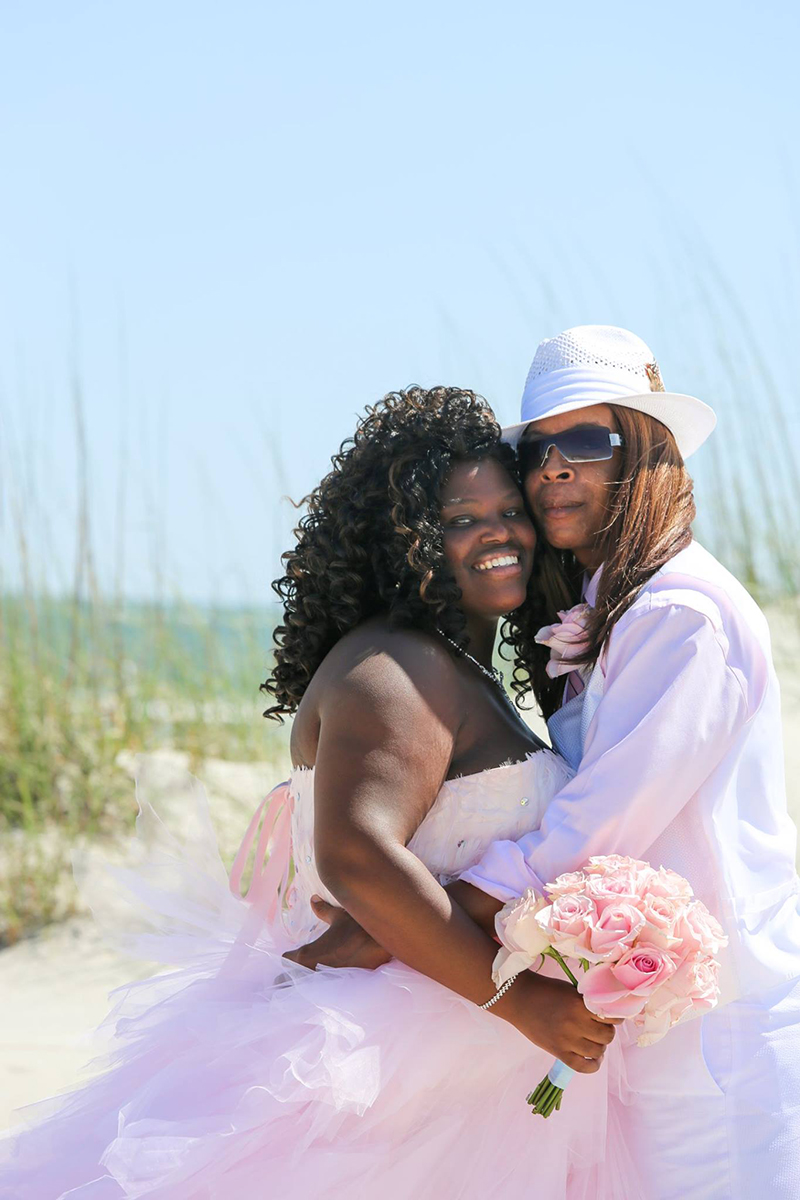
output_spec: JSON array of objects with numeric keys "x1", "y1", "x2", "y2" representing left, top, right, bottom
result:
[{"x1": 262, "y1": 385, "x2": 557, "y2": 721}]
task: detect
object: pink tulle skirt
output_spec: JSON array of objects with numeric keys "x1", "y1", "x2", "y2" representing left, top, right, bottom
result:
[{"x1": 0, "y1": 775, "x2": 641, "y2": 1199}]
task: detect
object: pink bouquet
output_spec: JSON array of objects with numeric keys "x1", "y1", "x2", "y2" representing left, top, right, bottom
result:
[{"x1": 491, "y1": 854, "x2": 728, "y2": 1118}]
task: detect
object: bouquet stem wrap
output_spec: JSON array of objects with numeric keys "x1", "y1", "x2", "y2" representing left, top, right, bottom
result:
[{"x1": 526, "y1": 949, "x2": 581, "y2": 1118}]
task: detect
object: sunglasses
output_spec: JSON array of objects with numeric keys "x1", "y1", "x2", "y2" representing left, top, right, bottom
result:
[{"x1": 518, "y1": 426, "x2": 624, "y2": 471}]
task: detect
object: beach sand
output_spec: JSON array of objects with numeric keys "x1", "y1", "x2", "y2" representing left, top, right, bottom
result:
[{"x1": 2, "y1": 609, "x2": 799, "y2": 1131}]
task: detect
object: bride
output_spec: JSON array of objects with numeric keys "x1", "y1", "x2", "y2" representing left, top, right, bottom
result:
[{"x1": 0, "y1": 387, "x2": 636, "y2": 1198}]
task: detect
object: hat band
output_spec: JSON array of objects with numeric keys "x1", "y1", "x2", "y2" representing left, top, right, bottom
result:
[{"x1": 520, "y1": 365, "x2": 651, "y2": 423}]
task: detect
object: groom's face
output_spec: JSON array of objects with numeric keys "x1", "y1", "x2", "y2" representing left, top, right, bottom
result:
[{"x1": 520, "y1": 403, "x2": 622, "y2": 571}]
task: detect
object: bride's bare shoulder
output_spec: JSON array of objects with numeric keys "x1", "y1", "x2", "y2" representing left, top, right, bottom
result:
[
  {"x1": 292, "y1": 619, "x2": 463, "y2": 768},
  {"x1": 319, "y1": 618, "x2": 458, "y2": 700}
]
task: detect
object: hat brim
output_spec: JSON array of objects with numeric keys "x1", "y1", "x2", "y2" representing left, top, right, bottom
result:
[{"x1": 501, "y1": 392, "x2": 716, "y2": 460}]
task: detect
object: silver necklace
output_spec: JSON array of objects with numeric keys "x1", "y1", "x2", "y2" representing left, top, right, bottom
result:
[
  {"x1": 437, "y1": 629, "x2": 530, "y2": 729},
  {"x1": 437, "y1": 629, "x2": 505, "y2": 688}
]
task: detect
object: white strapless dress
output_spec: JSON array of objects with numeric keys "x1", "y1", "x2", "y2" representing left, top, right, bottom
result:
[{"x1": 0, "y1": 750, "x2": 640, "y2": 1199}]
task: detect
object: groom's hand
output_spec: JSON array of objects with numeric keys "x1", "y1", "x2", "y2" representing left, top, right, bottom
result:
[
  {"x1": 282, "y1": 897, "x2": 392, "y2": 970},
  {"x1": 284, "y1": 882, "x2": 503, "y2": 971}
]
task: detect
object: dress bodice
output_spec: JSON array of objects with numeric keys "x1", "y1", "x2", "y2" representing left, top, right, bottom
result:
[{"x1": 282, "y1": 747, "x2": 573, "y2": 942}]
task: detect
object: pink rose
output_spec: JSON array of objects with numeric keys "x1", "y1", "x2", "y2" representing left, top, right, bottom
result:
[
  {"x1": 586, "y1": 854, "x2": 647, "y2": 875},
  {"x1": 534, "y1": 603, "x2": 591, "y2": 679},
  {"x1": 673, "y1": 902, "x2": 727, "y2": 960},
  {"x1": 587, "y1": 902, "x2": 647, "y2": 963},
  {"x1": 586, "y1": 855, "x2": 656, "y2": 895},
  {"x1": 546, "y1": 870, "x2": 588, "y2": 900},
  {"x1": 612, "y1": 945, "x2": 679, "y2": 997},
  {"x1": 536, "y1": 894, "x2": 598, "y2": 958},
  {"x1": 633, "y1": 990, "x2": 694, "y2": 1047},
  {"x1": 647, "y1": 866, "x2": 694, "y2": 901},
  {"x1": 492, "y1": 889, "x2": 551, "y2": 986},
  {"x1": 631, "y1": 953, "x2": 721, "y2": 1046},
  {"x1": 583, "y1": 870, "x2": 642, "y2": 914},
  {"x1": 667, "y1": 954, "x2": 721, "y2": 1015},
  {"x1": 578, "y1": 943, "x2": 679, "y2": 1019},
  {"x1": 639, "y1": 894, "x2": 684, "y2": 951}
]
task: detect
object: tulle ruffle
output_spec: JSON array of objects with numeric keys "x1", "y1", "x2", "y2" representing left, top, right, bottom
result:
[{"x1": 0, "y1": 761, "x2": 641, "y2": 1199}]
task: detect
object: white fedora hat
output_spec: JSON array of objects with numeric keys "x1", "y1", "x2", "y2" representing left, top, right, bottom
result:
[{"x1": 504, "y1": 325, "x2": 716, "y2": 460}]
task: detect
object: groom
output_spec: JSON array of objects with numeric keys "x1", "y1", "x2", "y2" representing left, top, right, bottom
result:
[{"x1": 293, "y1": 326, "x2": 800, "y2": 1200}]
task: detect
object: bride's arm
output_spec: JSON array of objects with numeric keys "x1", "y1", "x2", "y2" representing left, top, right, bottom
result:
[
  {"x1": 310, "y1": 644, "x2": 498, "y2": 1003},
  {"x1": 284, "y1": 635, "x2": 615, "y2": 1072},
  {"x1": 445, "y1": 878, "x2": 503, "y2": 935},
  {"x1": 298, "y1": 879, "x2": 501, "y2": 957}
]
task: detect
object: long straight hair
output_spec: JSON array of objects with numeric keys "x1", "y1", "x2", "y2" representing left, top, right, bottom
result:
[{"x1": 510, "y1": 405, "x2": 696, "y2": 718}]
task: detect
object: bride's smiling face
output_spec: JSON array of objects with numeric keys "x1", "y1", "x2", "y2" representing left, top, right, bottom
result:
[{"x1": 439, "y1": 457, "x2": 536, "y2": 620}]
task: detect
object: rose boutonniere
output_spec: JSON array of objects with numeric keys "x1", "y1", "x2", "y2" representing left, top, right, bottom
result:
[{"x1": 534, "y1": 603, "x2": 591, "y2": 679}]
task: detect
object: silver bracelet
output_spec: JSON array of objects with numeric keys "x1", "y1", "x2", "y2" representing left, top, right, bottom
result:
[{"x1": 478, "y1": 973, "x2": 519, "y2": 1010}]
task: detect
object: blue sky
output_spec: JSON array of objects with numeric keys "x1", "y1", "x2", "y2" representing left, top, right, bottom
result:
[{"x1": 1, "y1": 0, "x2": 798, "y2": 603}]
